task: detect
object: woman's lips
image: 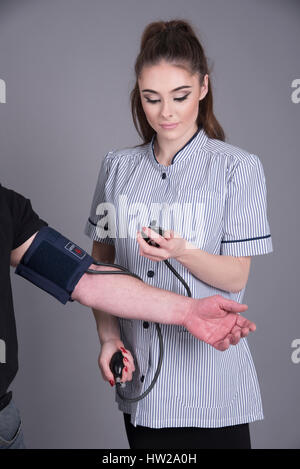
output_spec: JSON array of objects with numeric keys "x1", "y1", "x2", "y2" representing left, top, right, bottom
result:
[{"x1": 160, "y1": 123, "x2": 179, "y2": 129}]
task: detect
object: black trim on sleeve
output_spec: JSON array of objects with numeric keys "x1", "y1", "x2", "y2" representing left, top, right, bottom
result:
[{"x1": 221, "y1": 234, "x2": 271, "y2": 244}]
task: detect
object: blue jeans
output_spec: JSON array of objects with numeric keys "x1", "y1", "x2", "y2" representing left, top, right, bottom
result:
[{"x1": 0, "y1": 397, "x2": 25, "y2": 449}]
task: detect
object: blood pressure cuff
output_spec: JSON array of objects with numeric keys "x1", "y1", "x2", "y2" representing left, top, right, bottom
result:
[{"x1": 15, "y1": 226, "x2": 94, "y2": 304}]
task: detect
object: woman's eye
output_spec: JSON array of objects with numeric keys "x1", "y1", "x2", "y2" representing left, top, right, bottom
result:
[
  {"x1": 145, "y1": 98, "x2": 160, "y2": 104},
  {"x1": 174, "y1": 95, "x2": 189, "y2": 102},
  {"x1": 145, "y1": 94, "x2": 189, "y2": 104}
]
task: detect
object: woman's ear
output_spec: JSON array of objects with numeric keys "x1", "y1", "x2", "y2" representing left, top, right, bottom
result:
[{"x1": 199, "y1": 74, "x2": 209, "y2": 101}]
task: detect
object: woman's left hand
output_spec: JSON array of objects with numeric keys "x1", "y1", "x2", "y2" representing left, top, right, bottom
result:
[{"x1": 136, "y1": 226, "x2": 190, "y2": 262}]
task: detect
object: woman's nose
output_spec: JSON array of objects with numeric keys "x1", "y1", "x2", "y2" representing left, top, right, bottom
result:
[{"x1": 160, "y1": 100, "x2": 174, "y2": 118}]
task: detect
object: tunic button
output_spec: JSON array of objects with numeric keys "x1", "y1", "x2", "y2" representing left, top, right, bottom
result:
[
  {"x1": 162, "y1": 172, "x2": 166, "y2": 179},
  {"x1": 140, "y1": 375, "x2": 145, "y2": 383},
  {"x1": 147, "y1": 270, "x2": 154, "y2": 277},
  {"x1": 143, "y1": 321, "x2": 149, "y2": 329}
]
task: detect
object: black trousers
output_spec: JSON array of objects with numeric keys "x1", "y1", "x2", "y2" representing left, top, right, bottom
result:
[{"x1": 123, "y1": 413, "x2": 251, "y2": 449}]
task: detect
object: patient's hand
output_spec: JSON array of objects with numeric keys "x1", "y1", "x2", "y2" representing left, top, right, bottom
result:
[{"x1": 184, "y1": 295, "x2": 256, "y2": 351}]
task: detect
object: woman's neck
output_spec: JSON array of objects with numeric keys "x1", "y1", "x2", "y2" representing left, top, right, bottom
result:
[{"x1": 154, "y1": 125, "x2": 199, "y2": 166}]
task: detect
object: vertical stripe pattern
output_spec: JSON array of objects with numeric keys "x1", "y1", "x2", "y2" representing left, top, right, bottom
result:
[{"x1": 84, "y1": 126, "x2": 273, "y2": 428}]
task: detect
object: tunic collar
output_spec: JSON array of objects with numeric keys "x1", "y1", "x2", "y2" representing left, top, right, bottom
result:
[{"x1": 149, "y1": 124, "x2": 208, "y2": 168}]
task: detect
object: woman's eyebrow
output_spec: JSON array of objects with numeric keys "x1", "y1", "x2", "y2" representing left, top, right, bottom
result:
[{"x1": 141, "y1": 85, "x2": 192, "y2": 94}]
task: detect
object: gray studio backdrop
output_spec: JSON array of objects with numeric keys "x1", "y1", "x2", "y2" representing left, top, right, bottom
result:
[{"x1": 0, "y1": 0, "x2": 299, "y2": 449}]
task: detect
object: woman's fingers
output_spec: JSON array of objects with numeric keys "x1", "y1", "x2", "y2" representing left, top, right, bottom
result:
[
  {"x1": 120, "y1": 347, "x2": 135, "y2": 383},
  {"x1": 98, "y1": 353, "x2": 115, "y2": 384},
  {"x1": 142, "y1": 226, "x2": 165, "y2": 245}
]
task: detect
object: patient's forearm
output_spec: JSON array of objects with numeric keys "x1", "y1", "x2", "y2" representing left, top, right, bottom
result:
[
  {"x1": 72, "y1": 265, "x2": 190, "y2": 326},
  {"x1": 72, "y1": 265, "x2": 253, "y2": 351}
]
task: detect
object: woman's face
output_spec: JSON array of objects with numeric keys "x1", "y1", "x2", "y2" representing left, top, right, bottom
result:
[{"x1": 138, "y1": 60, "x2": 208, "y2": 140}]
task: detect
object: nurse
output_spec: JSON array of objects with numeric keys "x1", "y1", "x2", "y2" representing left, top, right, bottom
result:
[{"x1": 85, "y1": 19, "x2": 273, "y2": 449}]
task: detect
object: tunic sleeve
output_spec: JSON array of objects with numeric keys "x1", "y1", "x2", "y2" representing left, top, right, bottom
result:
[
  {"x1": 220, "y1": 154, "x2": 273, "y2": 256},
  {"x1": 84, "y1": 152, "x2": 115, "y2": 245}
]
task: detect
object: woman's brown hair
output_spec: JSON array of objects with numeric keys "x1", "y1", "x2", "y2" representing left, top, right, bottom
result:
[{"x1": 130, "y1": 19, "x2": 225, "y2": 144}]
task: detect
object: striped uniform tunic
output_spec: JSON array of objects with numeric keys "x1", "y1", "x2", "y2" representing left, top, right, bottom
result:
[{"x1": 84, "y1": 125, "x2": 273, "y2": 428}]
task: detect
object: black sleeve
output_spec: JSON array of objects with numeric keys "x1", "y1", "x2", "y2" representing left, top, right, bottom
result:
[{"x1": 4, "y1": 186, "x2": 48, "y2": 250}]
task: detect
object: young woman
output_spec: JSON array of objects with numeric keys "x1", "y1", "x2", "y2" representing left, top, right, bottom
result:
[{"x1": 85, "y1": 19, "x2": 273, "y2": 449}]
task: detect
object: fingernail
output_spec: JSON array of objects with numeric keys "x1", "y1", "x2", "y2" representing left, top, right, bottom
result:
[
  {"x1": 123, "y1": 357, "x2": 129, "y2": 362},
  {"x1": 120, "y1": 347, "x2": 127, "y2": 354},
  {"x1": 109, "y1": 380, "x2": 114, "y2": 386},
  {"x1": 124, "y1": 366, "x2": 128, "y2": 372}
]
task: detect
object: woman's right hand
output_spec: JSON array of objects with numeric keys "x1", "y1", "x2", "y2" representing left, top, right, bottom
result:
[{"x1": 98, "y1": 338, "x2": 135, "y2": 387}]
